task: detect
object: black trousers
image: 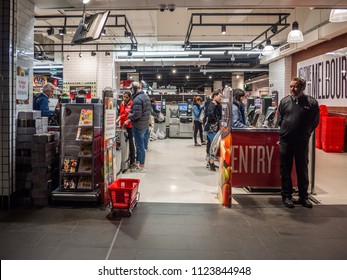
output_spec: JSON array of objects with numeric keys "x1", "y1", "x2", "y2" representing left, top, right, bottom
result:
[
  {"x1": 126, "y1": 127, "x2": 136, "y2": 165},
  {"x1": 194, "y1": 120, "x2": 203, "y2": 143},
  {"x1": 280, "y1": 140, "x2": 309, "y2": 200}
]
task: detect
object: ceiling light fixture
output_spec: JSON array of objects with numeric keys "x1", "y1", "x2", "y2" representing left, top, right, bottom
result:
[
  {"x1": 105, "y1": 51, "x2": 110, "y2": 57},
  {"x1": 91, "y1": 51, "x2": 96, "y2": 56},
  {"x1": 172, "y1": 68, "x2": 176, "y2": 73},
  {"x1": 221, "y1": 25, "x2": 226, "y2": 35},
  {"x1": 124, "y1": 31, "x2": 132, "y2": 37},
  {"x1": 79, "y1": 52, "x2": 83, "y2": 58},
  {"x1": 159, "y1": 4, "x2": 166, "y2": 12},
  {"x1": 47, "y1": 27, "x2": 54, "y2": 35},
  {"x1": 168, "y1": 4, "x2": 176, "y2": 12},
  {"x1": 329, "y1": 9, "x2": 347, "y2": 22},
  {"x1": 128, "y1": 50, "x2": 133, "y2": 56},
  {"x1": 184, "y1": 40, "x2": 191, "y2": 48},
  {"x1": 271, "y1": 25, "x2": 278, "y2": 34},
  {"x1": 101, "y1": 29, "x2": 106, "y2": 36},
  {"x1": 82, "y1": 0, "x2": 90, "y2": 4},
  {"x1": 59, "y1": 27, "x2": 66, "y2": 35},
  {"x1": 157, "y1": 74, "x2": 161, "y2": 79},
  {"x1": 287, "y1": 21, "x2": 304, "y2": 43},
  {"x1": 262, "y1": 39, "x2": 274, "y2": 56}
]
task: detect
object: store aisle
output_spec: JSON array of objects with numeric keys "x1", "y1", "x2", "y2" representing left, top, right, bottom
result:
[
  {"x1": 119, "y1": 138, "x2": 220, "y2": 204},
  {"x1": 119, "y1": 138, "x2": 347, "y2": 206},
  {"x1": 314, "y1": 149, "x2": 347, "y2": 205}
]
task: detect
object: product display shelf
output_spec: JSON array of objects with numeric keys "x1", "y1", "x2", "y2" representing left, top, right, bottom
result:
[{"x1": 52, "y1": 103, "x2": 103, "y2": 202}]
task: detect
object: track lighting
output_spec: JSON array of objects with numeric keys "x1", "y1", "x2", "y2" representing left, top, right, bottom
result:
[
  {"x1": 105, "y1": 51, "x2": 110, "y2": 57},
  {"x1": 101, "y1": 29, "x2": 106, "y2": 36},
  {"x1": 47, "y1": 27, "x2": 54, "y2": 35},
  {"x1": 128, "y1": 50, "x2": 133, "y2": 56},
  {"x1": 59, "y1": 27, "x2": 66, "y2": 35},
  {"x1": 271, "y1": 25, "x2": 278, "y2": 34},
  {"x1": 184, "y1": 40, "x2": 190, "y2": 48},
  {"x1": 91, "y1": 51, "x2": 96, "y2": 56},
  {"x1": 287, "y1": 21, "x2": 304, "y2": 43},
  {"x1": 79, "y1": 52, "x2": 82, "y2": 58},
  {"x1": 168, "y1": 4, "x2": 175, "y2": 12},
  {"x1": 159, "y1": 4, "x2": 166, "y2": 12},
  {"x1": 159, "y1": 4, "x2": 175, "y2": 12},
  {"x1": 131, "y1": 43, "x2": 138, "y2": 51},
  {"x1": 66, "y1": 55, "x2": 70, "y2": 60},
  {"x1": 124, "y1": 31, "x2": 132, "y2": 37},
  {"x1": 221, "y1": 25, "x2": 226, "y2": 35}
]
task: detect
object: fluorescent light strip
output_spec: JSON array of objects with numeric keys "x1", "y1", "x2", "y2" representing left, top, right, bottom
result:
[
  {"x1": 200, "y1": 68, "x2": 268, "y2": 73},
  {"x1": 115, "y1": 58, "x2": 211, "y2": 62},
  {"x1": 33, "y1": 65, "x2": 63, "y2": 69}
]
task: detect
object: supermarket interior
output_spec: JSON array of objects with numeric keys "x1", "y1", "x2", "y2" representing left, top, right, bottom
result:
[{"x1": 1, "y1": 0, "x2": 347, "y2": 260}]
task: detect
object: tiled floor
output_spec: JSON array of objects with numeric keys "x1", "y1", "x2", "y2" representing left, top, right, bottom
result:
[{"x1": 1, "y1": 138, "x2": 347, "y2": 260}]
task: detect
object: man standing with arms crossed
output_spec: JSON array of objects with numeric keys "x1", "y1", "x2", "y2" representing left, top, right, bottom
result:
[{"x1": 278, "y1": 77, "x2": 319, "y2": 208}]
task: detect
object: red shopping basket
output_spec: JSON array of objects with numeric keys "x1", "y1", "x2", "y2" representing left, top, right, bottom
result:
[{"x1": 108, "y1": 178, "x2": 140, "y2": 211}]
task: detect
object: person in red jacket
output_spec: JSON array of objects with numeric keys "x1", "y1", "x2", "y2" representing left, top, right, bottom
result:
[{"x1": 116, "y1": 91, "x2": 136, "y2": 168}]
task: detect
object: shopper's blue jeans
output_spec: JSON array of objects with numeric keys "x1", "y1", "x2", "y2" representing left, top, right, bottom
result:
[
  {"x1": 132, "y1": 126, "x2": 147, "y2": 165},
  {"x1": 144, "y1": 128, "x2": 150, "y2": 150},
  {"x1": 207, "y1": 131, "x2": 217, "y2": 160}
]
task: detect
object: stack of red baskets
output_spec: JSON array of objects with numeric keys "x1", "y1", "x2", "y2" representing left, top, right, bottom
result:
[
  {"x1": 321, "y1": 115, "x2": 345, "y2": 152},
  {"x1": 316, "y1": 105, "x2": 328, "y2": 149}
]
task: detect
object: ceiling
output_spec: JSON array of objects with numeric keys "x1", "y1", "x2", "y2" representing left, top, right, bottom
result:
[{"x1": 31, "y1": 0, "x2": 347, "y2": 91}]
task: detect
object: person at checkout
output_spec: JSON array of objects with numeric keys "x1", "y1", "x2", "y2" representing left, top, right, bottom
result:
[{"x1": 232, "y1": 89, "x2": 249, "y2": 128}]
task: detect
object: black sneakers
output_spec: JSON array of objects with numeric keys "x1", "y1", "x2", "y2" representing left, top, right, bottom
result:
[
  {"x1": 283, "y1": 197, "x2": 294, "y2": 208},
  {"x1": 194, "y1": 143, "x2": 201, "y2": 146},
  {"x1": 298, "y1": 198, "x2": 313, "y2": 208},
  {"x1": 209, "y1": 163, "x2": 216, "y2": 171}
]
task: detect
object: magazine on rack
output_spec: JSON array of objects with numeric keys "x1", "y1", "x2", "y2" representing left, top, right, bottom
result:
[{"x1": 78, "y1": 109, "x2": 93, "y2": 126}]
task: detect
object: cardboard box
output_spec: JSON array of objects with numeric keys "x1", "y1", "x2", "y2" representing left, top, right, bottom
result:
[
  {"x1": 17, "y1": 127, "x2": 36, "y2": 135},
  {"x1": 32, "y1": 133, "x2": 55, "y2": 144},
  {"x1": 17, "y1": 111, "x2": 41, "y2": 120}
]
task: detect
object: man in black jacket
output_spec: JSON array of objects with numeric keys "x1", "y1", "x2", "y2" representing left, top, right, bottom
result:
[
  {"x1": 278, "y1": 77, "x2": 319, "y2": 208},
  {"x1": 125, "y1": 82, "x2": 151, "y2": 172}
]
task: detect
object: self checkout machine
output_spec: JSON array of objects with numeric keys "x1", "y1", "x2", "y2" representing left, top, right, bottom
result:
[
  {"x1": 153, "y1": 101, "x2": 166, "y2": 135},
  {"x1": 263, "y1": 106, "x2": 277, "y2": 128},
  {"x1": 168, "y1": 102, "x2": 193, "y2": 138}
]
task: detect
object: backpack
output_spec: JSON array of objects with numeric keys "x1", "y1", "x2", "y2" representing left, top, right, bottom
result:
[{"x1": 198, "y1": 109, "x2": 205, "y2": 123}]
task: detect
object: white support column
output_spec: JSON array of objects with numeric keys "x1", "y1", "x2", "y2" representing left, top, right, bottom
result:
[
  {"x1": 232, "y1": 73, "x2": 244, "y2": 89},
  {"x1": 213, "y1": 81, "x2": 222, "y2": 91}
]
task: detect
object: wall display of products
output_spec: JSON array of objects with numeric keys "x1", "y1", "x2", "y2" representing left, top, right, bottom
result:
[
  {"x1": 63, "y1": 82, "x2": 97, "y2": 99},
  {"x1": 218, "y1": 86, "x2": 233, "y2": 208},
  {"x1": 59, "y1": 103, "x2": 103, "y2": 193}
]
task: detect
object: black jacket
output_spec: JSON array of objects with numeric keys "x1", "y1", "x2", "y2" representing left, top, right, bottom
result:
[
  {"x1": 278, "y1": 94, "x2": 319, "y2": 142},
  {"x1": 128, "y1": 91, "x2": 151, "y2": 130}
]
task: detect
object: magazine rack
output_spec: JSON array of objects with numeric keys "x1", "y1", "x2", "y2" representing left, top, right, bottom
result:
[{"x1": 58, "y1": 103, "x2": 103, "y2": 194}]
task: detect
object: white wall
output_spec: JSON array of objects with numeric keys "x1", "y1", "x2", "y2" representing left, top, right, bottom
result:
[
  {"x1": 63, "y1": 45, "x2": 114, "y2": 98},
  {"x1": 269, "y1": 56, "x2": 292, "y2": 101}
]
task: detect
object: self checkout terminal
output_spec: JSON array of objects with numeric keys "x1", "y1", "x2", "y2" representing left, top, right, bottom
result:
[{"x1": 168, "y1": 101, "x2": 193, "y2": 138}]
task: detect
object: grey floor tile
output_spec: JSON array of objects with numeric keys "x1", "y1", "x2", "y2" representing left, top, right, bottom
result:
[
  {"x1": 0, "y1": 246, "x2": 60, "y2": 260},
  {"x1": 51, "y1": 246, "x2": 109, "y2": 260},
  {"x1": 37, "y1": 231, "x2": 116, "y2": 248},
  {"x1": 0, "y1": 231, "x2": 47, "y2": 246}
]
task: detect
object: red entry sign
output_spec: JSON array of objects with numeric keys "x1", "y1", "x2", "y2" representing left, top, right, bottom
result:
[{"x1": 231, "y1": 129, "x2": 282, "y2": 187}]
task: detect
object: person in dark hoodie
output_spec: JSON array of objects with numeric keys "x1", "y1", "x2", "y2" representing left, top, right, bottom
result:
[
  {"x1": 232, "y1": 88, "x2": 249, "y2": 128},
  {"x1": 33, "y1": 82, "x2": 59, "y2": 117},
  {"x1": 278, "y1": 77, "x2": 319, "y2": 209},
  {"x1": 124, "y1": 82, "x2": 151, "y2": 173}
]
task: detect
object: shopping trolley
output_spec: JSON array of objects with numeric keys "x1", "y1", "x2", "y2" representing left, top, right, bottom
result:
[{"x1": 108, "y1": 178, "x2": 140, "y2": 217}]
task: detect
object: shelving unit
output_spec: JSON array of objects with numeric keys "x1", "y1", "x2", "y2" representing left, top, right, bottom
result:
[{"x1": 52, "y1": 103, "x2": 103, "y2": 202}]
